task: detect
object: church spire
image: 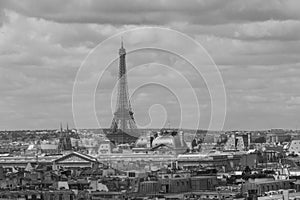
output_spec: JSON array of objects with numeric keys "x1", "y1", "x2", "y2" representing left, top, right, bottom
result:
[{"x1": 60, "y1": 122, "x2": 63, "y2": 133}]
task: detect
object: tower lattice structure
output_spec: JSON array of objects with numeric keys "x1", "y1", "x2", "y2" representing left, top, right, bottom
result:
[{"x1": 110, "y1": 41, "x2": 137, "y2": 134}]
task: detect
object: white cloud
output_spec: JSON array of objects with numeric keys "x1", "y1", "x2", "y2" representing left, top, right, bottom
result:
[{"x1": 0, "y1": 1, "x2": 300, "y2": 129}]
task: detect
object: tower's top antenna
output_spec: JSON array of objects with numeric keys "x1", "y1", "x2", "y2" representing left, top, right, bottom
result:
[
  {"x1": 119, "y1": 37, "x2": 126, "y2": 55},
  {"x1": 121, "y1": 36, "x2": 124, "y2": 48}
]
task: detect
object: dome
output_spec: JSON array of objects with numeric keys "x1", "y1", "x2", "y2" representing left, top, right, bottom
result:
[
  {"x1": 152, "y1": 135, "x2": 174, "y2": 147},
  {"x1": 135, "y1": 135, "x2": 150, "y2": 148},
  {"x1": 152, "y1": 133, "x2": 187, "y2": 150}
]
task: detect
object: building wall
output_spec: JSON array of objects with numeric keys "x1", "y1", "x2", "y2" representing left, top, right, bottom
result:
[
  {"x1": 267, "y1": 134, "x2": 290, "y2": 144},
  {"x1": 98, "y1": 143, "x2": 112, "y2": 154},
  {"x1": 0, "y1": 191, "x2": 74, "y2": 200},
  {"x1": 158, "y1": 176, "x2": 217, "y2": 194},
  {"x1": 242, "y1": 180, "x2": 291, "y2": 196},
  {"x1": 240, "y1": 153, "x2": 258, "y2": 168},
  {"x1": 160, "y1": 178, "x2": 190, "y2": 193},
  {"x1": 139, "y1": 181, "x2": 160, "y2": 194},
  {"x1": 190, "y1": 176, "x2": 217, "y2": 191},
  {"x1": 289, "y1": 140, "x2": 300, "y2": 154},
  {"x1": 294, "y1": 183, "x2": 300, "y2": 192}
]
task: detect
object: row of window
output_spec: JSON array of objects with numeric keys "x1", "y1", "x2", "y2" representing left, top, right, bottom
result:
[{"x1": 260, "y1": 182, "x2": 289, "y2": 193}]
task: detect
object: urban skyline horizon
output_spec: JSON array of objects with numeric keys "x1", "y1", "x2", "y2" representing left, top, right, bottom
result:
[{"x1": 2, "y1": 125, "x2": 300, "y2": 132}]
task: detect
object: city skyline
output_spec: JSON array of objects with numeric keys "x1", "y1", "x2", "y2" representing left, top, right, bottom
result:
[{"x1": 1, "y1": 1, "x2": 300, "y2": 130}]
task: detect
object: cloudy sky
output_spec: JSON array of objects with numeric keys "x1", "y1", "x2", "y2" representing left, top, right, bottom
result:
[{"x1": 1, "y1": 0, "x2": 300, "y2": 130}]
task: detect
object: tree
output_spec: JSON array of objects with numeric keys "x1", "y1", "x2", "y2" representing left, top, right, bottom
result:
[{"x1": 191, "y1": 139, "x2": 197, "y2": 149}]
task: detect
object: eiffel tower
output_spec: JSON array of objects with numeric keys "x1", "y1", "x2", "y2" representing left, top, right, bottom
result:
[{"x1": 108, "y1": 41, "x2": 138, "y2": 144}]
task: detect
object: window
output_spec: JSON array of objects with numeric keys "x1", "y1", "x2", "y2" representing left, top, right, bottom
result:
[{"x1": 128, "y1": 172, "x2": 135, "y2": 177}]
